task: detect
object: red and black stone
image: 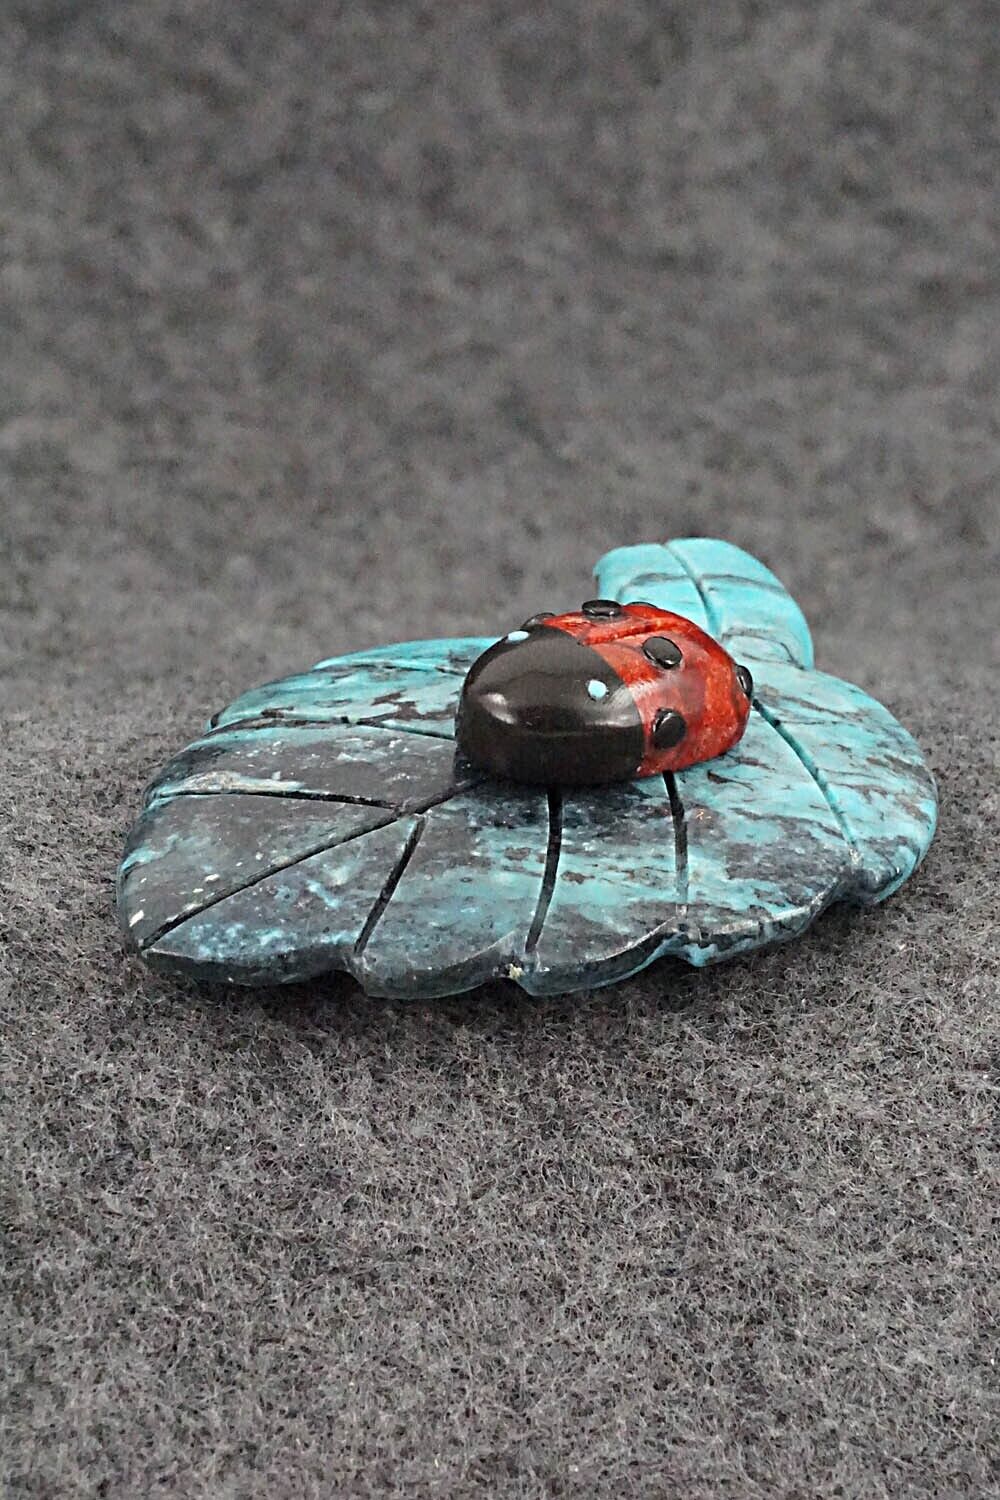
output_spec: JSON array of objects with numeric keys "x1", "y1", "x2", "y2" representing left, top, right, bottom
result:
[{"x1": 455, "y1": 601, "x2": 752, "y2": 787}]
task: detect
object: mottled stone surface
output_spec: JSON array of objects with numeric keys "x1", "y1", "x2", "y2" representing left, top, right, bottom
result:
[
  {"x1": 213, "y1": 639, "x2": 491, "y2": 738},
  {"x1": 596, "y1": 538, "x2": 815, "y2": 667},
  {"x1": 118, "y1": 540, "x2": 938, "y2": 997}
]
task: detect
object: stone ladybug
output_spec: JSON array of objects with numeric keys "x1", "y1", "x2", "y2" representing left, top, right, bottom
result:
[{"x1": 455, "y1": 599, "x2": 754, "y2": 787}]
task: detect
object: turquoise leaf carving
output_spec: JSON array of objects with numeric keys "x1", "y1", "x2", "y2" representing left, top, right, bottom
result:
[{"x1": 117, "y1": 540, "x2": 937, "y2": 997}]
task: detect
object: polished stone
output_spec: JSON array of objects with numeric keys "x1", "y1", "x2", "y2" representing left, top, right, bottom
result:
[{"x1": 118, "y1": 539, "x2": 938, "y2": 997}]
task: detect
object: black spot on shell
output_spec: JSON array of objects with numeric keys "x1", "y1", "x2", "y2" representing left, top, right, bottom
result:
[
  {"x1": 643, "y1": 636, "x2": 683, "y2": 669},
  {"x1": 652, "y1": 708, "x2": 686, "y2": 750}
]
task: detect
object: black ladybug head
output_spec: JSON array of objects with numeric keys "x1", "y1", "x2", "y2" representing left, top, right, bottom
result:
[{"x1": 455, "y1": 627, "x2": 644, "y2": 786}]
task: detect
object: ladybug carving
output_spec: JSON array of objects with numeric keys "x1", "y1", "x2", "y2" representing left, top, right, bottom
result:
[{"x1": 455, "y1": 599, "x2": 754, "y2": 787}]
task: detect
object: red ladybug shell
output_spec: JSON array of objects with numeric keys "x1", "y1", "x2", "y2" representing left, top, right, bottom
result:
[
  {"x1": 455, "y1": 598, "x2": 753, "y2": 786},
  {"x1": 539, "y1": 601, "x2": 751, "y2": 775}
]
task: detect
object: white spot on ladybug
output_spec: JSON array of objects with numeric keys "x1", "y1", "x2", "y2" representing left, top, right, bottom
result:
[
  {"x1": 506, "y1": 630, "x2": 530, "y2": 643},
  {"x1": 587, "y1": 679, "x2": 609, "y2": 701}
]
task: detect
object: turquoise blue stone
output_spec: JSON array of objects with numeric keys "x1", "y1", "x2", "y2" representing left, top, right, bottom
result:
[{"x1": 117, "y1": 539, "x2": 937, "y2": 997}]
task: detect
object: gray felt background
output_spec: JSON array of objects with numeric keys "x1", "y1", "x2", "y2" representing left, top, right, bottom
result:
[{"x1": 2, "y1": 3, "x2": 999, "y2": 1496}]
